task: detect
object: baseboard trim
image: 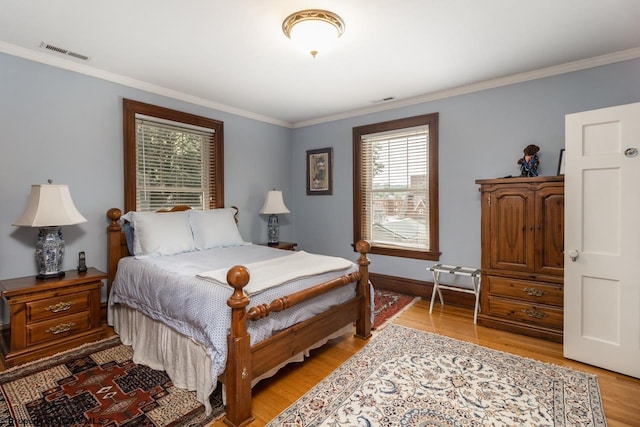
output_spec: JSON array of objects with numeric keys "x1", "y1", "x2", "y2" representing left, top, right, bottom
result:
[{"x1": 369, "y1": 272, "x2": 475, "y2": 309}]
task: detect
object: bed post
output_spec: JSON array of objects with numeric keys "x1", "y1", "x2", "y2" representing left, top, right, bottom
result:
[
  {"x1": 225, "y1": 266, "x2": 254, "y2": 427},
  {"x1": 106, "y1": 208, "x2": 124, "y2": 297},
  {"x1": 355, "y1": 240, "x2": 372, "y2": 340}
]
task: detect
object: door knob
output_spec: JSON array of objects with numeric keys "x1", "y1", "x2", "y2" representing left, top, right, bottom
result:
[
  {"x1": 625, "y1": 147, "x2": 638, "y2": 158},
  {"x1": 568, "y1": 249, "x2": 579, "y2": 262}
]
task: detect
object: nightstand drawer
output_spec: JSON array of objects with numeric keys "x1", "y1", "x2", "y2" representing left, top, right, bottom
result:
[
  {"x1": 27, "y1": 291, "x2": 91, "y2": 323},
  {"x1": 486, "y1": 297, "x2": 563, "y2": 329},
  {"x1": 486, "y1": 275, "x2": 563, "y2": 306},
  {"x1": 27, "y1": 312, "x2": 91, "y2": 346}
]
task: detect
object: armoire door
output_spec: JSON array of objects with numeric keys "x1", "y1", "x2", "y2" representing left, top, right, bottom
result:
[
  {"x1": 534, "y1": 185, "x2": 564, "y2": 277},
  {"x1": 564, "y1": 102, "x2": 640, "y2": 378},
  {"x1": 489, "y1": 188, "x2": 535, "y2": 273}
]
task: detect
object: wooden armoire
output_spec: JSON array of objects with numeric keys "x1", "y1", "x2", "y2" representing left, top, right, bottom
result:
[{"x1": 476, "y1": 176, "x2": 564, "y2": 342}]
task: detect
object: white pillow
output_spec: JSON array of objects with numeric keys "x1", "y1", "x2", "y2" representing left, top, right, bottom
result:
[
  {"x1": 189, "y1": 208, "x2": 245, "y2": 249},
  {"x1": 122, "y1": 211, "x2": 195, "y2": 257}
]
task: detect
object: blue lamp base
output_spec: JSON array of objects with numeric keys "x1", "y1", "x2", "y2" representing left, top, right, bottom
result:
[
  {"x1": 36, "y1": 226, "x2": 66, "y2": 279},
  {"x1": 267, "y1": 214, "x2": 280, "y2": 245}
]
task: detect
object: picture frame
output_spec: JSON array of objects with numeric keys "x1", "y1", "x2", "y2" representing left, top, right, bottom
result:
[
  {"x1": 306, "y1": 147, "x2": 333, "y2": 195},
  {"x1": 557, "y1": 148, "x2": 566, "y2": 175}
]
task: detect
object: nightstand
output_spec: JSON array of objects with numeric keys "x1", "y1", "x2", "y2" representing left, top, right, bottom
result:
[
  {"x1": 0, "y1": 267, "x2": 106, "y2": 368},
  {"x1": 259, "y1": 241, "x2": 297, "y2": 251}
]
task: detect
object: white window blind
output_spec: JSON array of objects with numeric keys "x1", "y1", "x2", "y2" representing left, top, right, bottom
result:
[
  {"x1": 360, "y1": 125, "x2": 430, "y2": 251},
  {"x1": 135, "y1": 116, "x2": 215, "y2": 211}
]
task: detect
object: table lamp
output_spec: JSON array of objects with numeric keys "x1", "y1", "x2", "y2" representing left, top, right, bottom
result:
[
  {"x1": 13, "y1": 181, "x2": 87, "y2": 279},
  {"x1": 259, "y1": 189, "x2": 290, "y2": 245}
]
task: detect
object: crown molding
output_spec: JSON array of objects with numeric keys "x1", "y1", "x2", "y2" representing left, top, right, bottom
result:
[
  {"x1": 0, "y1": 41, "x2": 292, "y2": 128},
  {"x1": 3, "y1": 41, "x2": 639, "y2": 130},
  {"x1": 292, "y1": 47, "x2": 640, "y2": 128}
]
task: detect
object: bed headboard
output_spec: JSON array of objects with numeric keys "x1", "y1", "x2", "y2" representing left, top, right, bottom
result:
[{"x1": 106, "y1": 205, "x2": 238, "y2": 295}]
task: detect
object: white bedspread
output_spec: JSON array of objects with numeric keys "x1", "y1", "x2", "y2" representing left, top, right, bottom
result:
[
  {"x1": 108, "y1": 244, "x2": 361, "y2": 393},
  {"x1": 197, "y1": 250, "x2": 352, "y2": 295}
]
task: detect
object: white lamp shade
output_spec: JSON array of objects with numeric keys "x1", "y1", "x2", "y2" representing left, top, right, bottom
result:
[
  {"x1": 259, "y1": 190, "x2": 290, "y2": 215},
  {"x1": 13, "y1": 184, "x2": 87, "y2": 227}
]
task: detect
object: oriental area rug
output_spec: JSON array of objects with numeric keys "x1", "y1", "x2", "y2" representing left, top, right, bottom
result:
[
  {"x1": 0, "y1": 337, "x2": 224, "y2": 427},
  {"x1": 267, "y1": 324, "x2": 607, "y2": 426},
  {"x1": 0, "y1": 292, "x2": 413, "y2": 427},
  {"x1": 372, "y1": 289, "x2": 417, "y2": 330}
]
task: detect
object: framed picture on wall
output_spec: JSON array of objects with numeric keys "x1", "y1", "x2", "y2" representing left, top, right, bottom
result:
[
  {"x1": 557, "y1": 148, "x2": 566, "y2": 175},
  {"x1": 306, "y1": 147, "x2": 333, "y2": 195}
]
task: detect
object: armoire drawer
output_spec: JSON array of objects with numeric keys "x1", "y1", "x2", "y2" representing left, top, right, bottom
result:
[
  {"x1": 486, "y1": 296, "x2": 563, "y2": 329},
  {"x1": 486, "y1": 275, "x2": 563, "y2": 307}
]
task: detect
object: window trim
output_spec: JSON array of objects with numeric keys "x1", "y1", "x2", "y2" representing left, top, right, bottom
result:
[
  {"x1": 353, "y1": 113, "x2": 440, "y2": 260},
  {"x1": 123, "y1": 99, "x2": 224, "y2": 212}
]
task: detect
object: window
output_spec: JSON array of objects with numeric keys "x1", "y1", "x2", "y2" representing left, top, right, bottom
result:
[
  {"x1": 123, "y1": 99, "x2": 224, "y2": 212},
  {"x1": 353, "y1": 113, "x2": 440, "y2": 260}
]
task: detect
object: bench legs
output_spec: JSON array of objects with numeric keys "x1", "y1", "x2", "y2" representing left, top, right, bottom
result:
[{"x1": 429, "y1": 270, "x2": 444, "y2": 313}]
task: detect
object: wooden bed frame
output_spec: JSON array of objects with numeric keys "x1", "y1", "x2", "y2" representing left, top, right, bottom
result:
[{"x1": 106, "y1": 207, "x2": 371, "y2": 426}]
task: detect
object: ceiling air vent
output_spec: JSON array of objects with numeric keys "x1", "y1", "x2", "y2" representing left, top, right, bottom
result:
[
  {"x1": 371, "y1": 96, "x2": 395, "y2": 104},
  {"x1": 40, "y1": 42, "x2": 90, "y2": 61}
]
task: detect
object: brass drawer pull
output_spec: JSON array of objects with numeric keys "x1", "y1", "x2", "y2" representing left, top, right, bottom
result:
[
  {"x1": 522, "y1": 287, "x2": 547, "y2": 297},
  {"x1": 45, "y1": 301, "x2": 76, "y2": 313},
  {"x1": 45, "y1": 322, "x2": 75, "y2": 335},
  {"x1": 522, "y1": 308, "x2": 548, "y2": 319}
]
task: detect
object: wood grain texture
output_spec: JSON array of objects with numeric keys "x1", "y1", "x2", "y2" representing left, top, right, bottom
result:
[
  {"x1": 0, "y1": 268, "x2": 106, "y2": 368},
  {"x1": 105, "y1": 208, "x2": 371, "y2": 427},
  {"x1": 212, "y1": 300, "x2": 640, "y2": 426},
  {"x1": 476, "y1": 176, "x2": 565, "y2": 342}
]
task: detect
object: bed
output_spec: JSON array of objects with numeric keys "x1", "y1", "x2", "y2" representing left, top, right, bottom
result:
[{"x1": 105, "y1": 206, "x2": 371, "y2": 426}]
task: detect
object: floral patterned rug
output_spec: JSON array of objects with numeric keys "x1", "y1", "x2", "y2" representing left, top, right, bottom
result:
[{"x1": 267, "y1": 324, "x2": 607, "y2": 426}]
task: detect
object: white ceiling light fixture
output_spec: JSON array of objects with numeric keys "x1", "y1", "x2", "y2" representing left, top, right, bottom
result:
[{"x1": 282, "y1": 9, "x2": 345, "y2": 58}]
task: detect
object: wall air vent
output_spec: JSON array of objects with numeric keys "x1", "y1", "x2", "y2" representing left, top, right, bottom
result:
[
  {"x1": 40, "y1": 42, "x2": 90, "y2": 61},
  {"x1": 372, "y1": 96, "x2": 395, "y2": 104}
]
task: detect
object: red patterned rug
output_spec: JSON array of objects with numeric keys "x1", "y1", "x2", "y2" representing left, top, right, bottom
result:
[
  {"x1": 0, "y1": 292, "x2": 413, "y2": 426},
  {"x1": 373, "y1": 288, "x2": 417, "y2": 329},
  {"x1": 0, "y1": 337, "x2": 223, "y2": 426}
]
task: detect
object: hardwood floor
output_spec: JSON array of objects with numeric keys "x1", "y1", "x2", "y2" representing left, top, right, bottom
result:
[{"x1": 211, "y1": 299, "x2": 640, "y2": 426}]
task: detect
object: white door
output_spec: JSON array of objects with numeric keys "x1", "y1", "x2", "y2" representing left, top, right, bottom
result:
[{"x1": 564, "y1": 102, "x2": 640, "y2": 379}]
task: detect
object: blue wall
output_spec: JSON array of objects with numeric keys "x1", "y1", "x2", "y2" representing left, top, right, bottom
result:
[
  {"x1": 1, "y1": 52, "x2": 639, "y2": 299},
  {"x1": 291, "y1": 59, "x2": 640, "y2": 283},
  {"x1": 0, "y1": 53, "x2": 293, "y2": 287}
]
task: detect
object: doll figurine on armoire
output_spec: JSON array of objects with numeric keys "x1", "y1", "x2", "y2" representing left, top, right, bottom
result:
[{"x1": 517, "y1": 144, "x2": 540, "y2": 177}]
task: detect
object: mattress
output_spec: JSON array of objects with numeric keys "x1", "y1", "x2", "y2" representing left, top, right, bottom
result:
[{"x1": 108, "y1": 244, "x2": 359, "y2": 386}]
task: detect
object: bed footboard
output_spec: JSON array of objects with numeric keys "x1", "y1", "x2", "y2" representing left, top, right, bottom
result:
[
  {"x1": 105, "y1": 207, "x2": 370, "y2": 427},
  {"x1": 223, "y1": 241, "x2": 371, "y2": 427}
]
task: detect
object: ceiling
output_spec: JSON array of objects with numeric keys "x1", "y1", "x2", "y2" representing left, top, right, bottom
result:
[{"x1": 1, "y1": 0, "x2": 639, "y2": 127}]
